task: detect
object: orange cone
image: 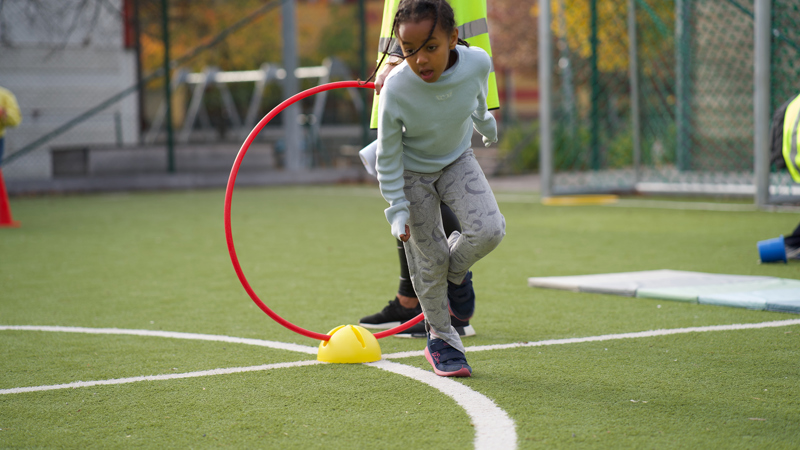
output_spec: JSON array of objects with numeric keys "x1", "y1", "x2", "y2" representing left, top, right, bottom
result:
[{"x1": 0, "y1": 168, "x2": 20, "y2": 228}]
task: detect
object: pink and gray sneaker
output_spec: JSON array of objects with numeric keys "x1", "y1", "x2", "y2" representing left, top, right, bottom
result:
[{"x1": 424, "y1": 337, "x2": 472, "y2": 377}]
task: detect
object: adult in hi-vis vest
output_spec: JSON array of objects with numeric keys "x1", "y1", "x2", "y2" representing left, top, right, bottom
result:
[
  {"x1": 758, "y1": 93, "x2": 800, "y2": 262},
  {"x1": 370, "y1": 0, "x2": 499, "y2": 128},
  {"x1": 357, "y1": 0, "x2": 499, "y2": 337}
]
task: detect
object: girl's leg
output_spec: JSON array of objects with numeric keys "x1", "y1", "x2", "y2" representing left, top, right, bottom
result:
[
  {"x1": 402, "y1": 170, "x2": 466, "y2": 354},
  {"x1": 358, "y1": 204, "x2": 461, "y2": 329},
  {"x1": 437, "y1": 149, "x2": 506, "y2": 285},
  {"x1": 397, "y1": 204, "x2": 460, "y2": 299}
]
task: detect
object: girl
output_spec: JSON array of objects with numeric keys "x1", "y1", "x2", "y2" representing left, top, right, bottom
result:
[
  {"x1": 358, "y1": 0, "x2": 498, "y2": 340},
  {"x1": 376, "y1": 0, "x2": 505, "y2": 377}
]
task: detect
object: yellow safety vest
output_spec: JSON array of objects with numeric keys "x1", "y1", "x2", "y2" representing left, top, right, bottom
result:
[
  {"x1": 782, "y1": 94, "x2": 800, "y2": 183},
  {"x1": 370, "y1": 0, "x2": 499, "y2": 129}
]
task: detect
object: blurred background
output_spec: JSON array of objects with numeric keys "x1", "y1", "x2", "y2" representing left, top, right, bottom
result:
[{"x1": 0, "y1": 0, "x2": 797, "y2": 204}]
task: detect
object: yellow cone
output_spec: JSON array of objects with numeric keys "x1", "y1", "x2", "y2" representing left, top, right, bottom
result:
[{"x1": 317, "y1": 325, "x2": 382, "y2": 363}]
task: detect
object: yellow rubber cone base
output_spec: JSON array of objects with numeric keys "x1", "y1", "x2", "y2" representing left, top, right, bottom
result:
[{"x1": 317, "y1": 325, "x2": 382, "y2": 363}]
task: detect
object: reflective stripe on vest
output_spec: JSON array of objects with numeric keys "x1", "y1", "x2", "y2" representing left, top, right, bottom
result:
[
  {"x1": 782, "y1": 94, "x2": 800, "y2": 183},
  {"x1": 458, "y1": 17, "x2": 489, "y2": 40},
  {"x1": 370, "y1": 0, "x2": 499, "y2": 129},
  {"x1": 378, "y1": 17, "x2": 490, "y2": 53}
]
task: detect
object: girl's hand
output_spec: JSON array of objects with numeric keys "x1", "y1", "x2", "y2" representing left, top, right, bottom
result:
[
  {"x1": 374, "y1": 65, "x2": 393, "y2": 94},
  {"x1": 399, "y1": 224, "x2": 411, "y2": 242},
  {"x1": 375, "y1": 57, "x2": 402, "y2": 94}
]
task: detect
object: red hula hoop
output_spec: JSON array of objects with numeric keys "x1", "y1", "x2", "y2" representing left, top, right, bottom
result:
[{"x1": 225, "y1": 81, "x2": 424, "y2": 341}]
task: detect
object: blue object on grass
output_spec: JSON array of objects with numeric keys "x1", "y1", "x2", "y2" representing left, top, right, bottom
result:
[{"x1": 758, "y1": 235, "x2": 787, "y2": 263}]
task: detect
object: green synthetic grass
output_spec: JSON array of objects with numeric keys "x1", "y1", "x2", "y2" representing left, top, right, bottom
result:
[{"x1": 1, "y1": 185, "x2": 799, "y2": 449}]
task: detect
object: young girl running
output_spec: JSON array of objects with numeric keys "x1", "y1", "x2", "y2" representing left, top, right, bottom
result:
[{"x1": 375, "y1": 0, "x2": 505, "y2": 377}]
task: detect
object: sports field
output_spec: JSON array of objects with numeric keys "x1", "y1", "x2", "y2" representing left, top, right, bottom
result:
[{"x1": 2, "y1": 184, "x2": 799, "y2": 449}]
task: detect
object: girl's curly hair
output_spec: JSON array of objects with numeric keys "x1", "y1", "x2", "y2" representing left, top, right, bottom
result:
[{"x1": 362, "y1": 0, "x2": 469, "y2": 84}]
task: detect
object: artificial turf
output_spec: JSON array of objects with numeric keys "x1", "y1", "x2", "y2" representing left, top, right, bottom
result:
[{"x1": 1, "y1": 185, "x2": 798, "y2": 448}]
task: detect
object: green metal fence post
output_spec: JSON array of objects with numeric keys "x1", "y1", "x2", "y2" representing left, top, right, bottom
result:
[
  {"x1": 628, "y1": 0, "x2": 641, "y2": 183},
  {"x1": 676, "y1": 0, "x2": 691, "y2": 171},
  {"x1": 161, "y1": 0, "x2": 175, "y2": 173},
  {"x1": 539, "y1": 0, "x2": 553, "y2": 198},
  {"x1": 590, "y1": 0, "x2": 600, "y2": 170},
  {"x1": 282, "y1": 0, "x2": 302, "y2": 170}
]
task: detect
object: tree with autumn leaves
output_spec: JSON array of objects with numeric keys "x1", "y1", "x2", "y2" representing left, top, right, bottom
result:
[
  {"x1": 136, "y1": 0, "x2": 372, "y2": 74},
  {"x1": 135, "y1": 0, "x2": 544, "y2": 78},
  {"x1": 488, "y1": 0, "x2": 538, "y2": 72}
]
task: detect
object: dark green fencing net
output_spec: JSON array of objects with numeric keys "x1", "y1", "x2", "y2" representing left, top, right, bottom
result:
[{"x1": 540, "y1": 0, "x2": 799, "y2": 199}]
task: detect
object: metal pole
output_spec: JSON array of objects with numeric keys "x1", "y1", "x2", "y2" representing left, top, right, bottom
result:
[
  {"x1": 627, "y1": 0, "x2": 642, "y2": 183},
  {"x1": 590, "y1": 0, "x2": 600, "y2": 170},
  {"x1": 359, "y1": 0, "x2": 369, "y2": 146},
  {"x1": 133, "y1": 0, "x2": 145, "y2": 144},
  {"x1": 161, "y1": 0, "x2": 175, "y2": 173},
  {"x1": 282, "y1": 0, "x2": 303, "y2": 170},
  {"x1": 539, "y1": 0, "x2": 553, "y2": 198},
  {"x1": 675, "y1": 0, "x2": 691, "y2": 171},
  {"x1": 557, "y1": 0, "x2": 575, "y2": 135},
  {"x1": 754, "y1": 0, "x2": 771, "y2": 207}
]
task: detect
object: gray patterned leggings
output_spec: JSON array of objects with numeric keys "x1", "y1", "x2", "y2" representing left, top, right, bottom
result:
[{"x1": 402, "y1": 149, "x2": 505, "y2": 353}]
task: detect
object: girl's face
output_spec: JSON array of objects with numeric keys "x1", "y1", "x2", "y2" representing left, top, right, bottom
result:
[{"x1": 397, "y1": 18, "x2": 458, "y2": 83}]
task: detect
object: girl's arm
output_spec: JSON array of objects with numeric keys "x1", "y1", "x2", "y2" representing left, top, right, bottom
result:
[
  {"x1": 471, "y1": 53, "x2": 498, "y2": 146},
  {"x1": 376, "y1": 93, "x2": 410, "y2": 241}
]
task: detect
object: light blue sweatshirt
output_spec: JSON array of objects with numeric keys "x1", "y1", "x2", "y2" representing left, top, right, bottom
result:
[{"x1": 376, "y1": 45, "x2": 498, "y2": 239}]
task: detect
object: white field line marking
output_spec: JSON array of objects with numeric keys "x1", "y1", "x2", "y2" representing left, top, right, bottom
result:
[
  {"x1": 381, "y1": 318, "x2": 800, "y2": 359},
  {"x1": 1, "y1": 325, "x2": 518, "y2": 448},
  {"x1": 6, "y1": 319, "x2": 800, "y2": 446},
  {"x1": 367, "y1": 360, "x2": 517, "y2": 450},
  {"x1": 0, "y1": 325, "x2": 319, "y2": 354},
  {"x1": 0, "y1": 360, "x2": 324, "y2": 395}
]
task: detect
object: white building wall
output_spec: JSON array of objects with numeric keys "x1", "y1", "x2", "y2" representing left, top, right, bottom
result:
[{"x1": 0, "y1": 0, "x2": 139, "y2": 180}]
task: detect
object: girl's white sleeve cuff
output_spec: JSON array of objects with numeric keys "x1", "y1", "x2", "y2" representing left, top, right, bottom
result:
[{"x1": 384, "y1": 205, "x2": 410, "y2": 240}]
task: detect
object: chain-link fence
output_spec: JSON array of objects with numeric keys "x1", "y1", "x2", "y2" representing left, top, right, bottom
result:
[
  {"x1": 0, "y1": 0, "x2": 374, "y2": 191},
  {"x1": 533, "y1": 0, "x2": 800, "y2": 202},
  {"x1": 770, "y1": 0, "x2": 800, "y2": 199}
]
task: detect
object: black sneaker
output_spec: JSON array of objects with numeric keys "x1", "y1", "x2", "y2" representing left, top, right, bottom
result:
[
  {"x1": 359, "y1": 297, "x2": 422, "y2": 329},
  {"x1": 394, "y1": 316, "x2": 476, "y2": 338}
]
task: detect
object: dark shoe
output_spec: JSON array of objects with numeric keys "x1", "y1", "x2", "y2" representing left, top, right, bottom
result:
[
  {"x1": 395, "y1": 316, "x2": 476, "y2": 338},
  {"x1": 359, "y1": 297, "x2": 422, "y2": 329},
  {"x1": 448, "y1": 271, "x2": 475, "y2": 321},
  {"x1": 424, "y1": 337, "x2": 472, "y2": 377}
]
